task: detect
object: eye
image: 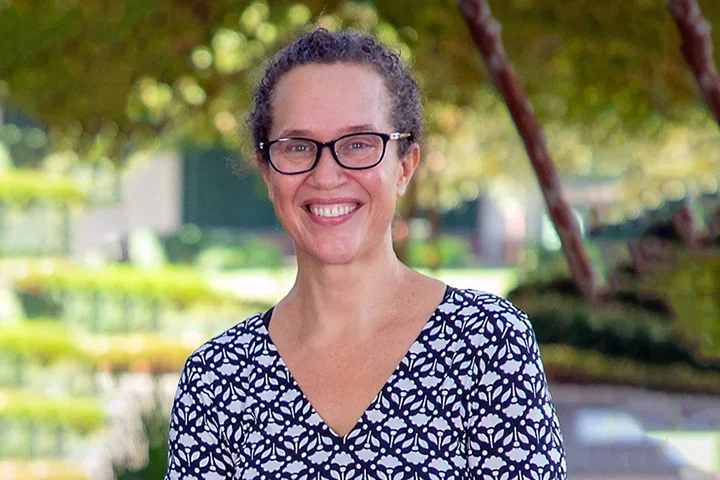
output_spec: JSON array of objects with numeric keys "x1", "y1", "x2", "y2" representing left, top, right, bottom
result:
[
  {"x1": 337, "y1": 135, "x2": 382, "y2": 156},
  {"x1": 277, "y1": 140, "x2": 314, "y2": 155},
  {"x1": 288, "y1": 143, "x2": 310, "y2": 153},
  {"x1": 348, "y1": 140, "x2": 372, "y2": 150}
]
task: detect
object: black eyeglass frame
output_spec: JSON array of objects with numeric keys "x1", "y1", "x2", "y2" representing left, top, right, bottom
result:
[{"x1": 259, "y1": 131, "x2": 413, "y2": 175}]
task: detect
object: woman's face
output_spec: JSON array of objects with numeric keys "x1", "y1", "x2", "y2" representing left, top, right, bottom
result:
[{"x1": 261, "y1": 62, "x2": 419, "y2": 266}]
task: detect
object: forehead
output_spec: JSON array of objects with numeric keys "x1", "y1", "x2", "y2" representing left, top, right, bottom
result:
[{"x1": 270, "y1": 63, "x2": 390, "y2": 138}]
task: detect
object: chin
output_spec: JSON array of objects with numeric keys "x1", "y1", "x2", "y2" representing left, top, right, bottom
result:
[{"x1": 297, "y1": 240, "x2": 364, "y2": 266}]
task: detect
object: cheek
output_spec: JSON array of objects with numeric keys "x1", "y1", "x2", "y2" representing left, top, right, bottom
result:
[
  {"x1": 264, "y1": 179, "x2": 286, "y2": 210},
  {"x1": 273, "y1": 186, "x2": 290, "y2": 207},
  {"x1": 268, "y1": 179, "x2": 304, "y2": 219},
  {"x1": 369, "y1": 174, "x2": 392, "y2": 198}
]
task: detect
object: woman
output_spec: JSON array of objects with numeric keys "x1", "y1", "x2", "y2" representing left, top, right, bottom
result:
[{"x1": 166, "y1": 29, "x2": 566, "y2": 479}]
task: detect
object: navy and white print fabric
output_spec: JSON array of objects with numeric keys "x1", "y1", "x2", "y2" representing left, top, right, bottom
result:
[{"x1": 165, "y1": 287, "x2": 566, "y2": 479}]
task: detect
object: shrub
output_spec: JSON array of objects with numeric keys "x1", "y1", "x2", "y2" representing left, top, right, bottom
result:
[{"x1": 406, "y1": 235, "x2": 475, "y2": 269}]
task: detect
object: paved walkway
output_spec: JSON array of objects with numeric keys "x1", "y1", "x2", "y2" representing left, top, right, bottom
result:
[{"x1": 550, "y1": 383, "x2": 720, "y2": 431}]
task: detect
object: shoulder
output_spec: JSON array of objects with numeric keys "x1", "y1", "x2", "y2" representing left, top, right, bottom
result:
[
  {"x1": 445, "y1": 289, "x2": 548, "y2": 394},
  {"x1": 444, "y1": 286, "x2": 532, "y2": 337},
  {"x1": 184, "y1": 312, "x2": 267, "y2": 370}
]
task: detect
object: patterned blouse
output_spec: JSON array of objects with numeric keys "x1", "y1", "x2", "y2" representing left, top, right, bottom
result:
[{"x1": 165, "y1": 286, "x2": 567, "y2": 479}]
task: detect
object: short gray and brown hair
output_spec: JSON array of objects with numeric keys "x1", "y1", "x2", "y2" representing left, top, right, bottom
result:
[{"x1": 248, "y1": 28, "x2": 423, "y2": 159}]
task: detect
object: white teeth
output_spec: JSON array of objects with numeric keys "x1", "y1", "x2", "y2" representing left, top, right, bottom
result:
[{"x1": 309, "y1": 203, "x2": 358, "y2": 218}]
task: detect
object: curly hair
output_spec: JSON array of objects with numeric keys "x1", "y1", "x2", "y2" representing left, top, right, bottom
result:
[{"x1": 247, "y1": 28, "x2": 423, "y2": 160}]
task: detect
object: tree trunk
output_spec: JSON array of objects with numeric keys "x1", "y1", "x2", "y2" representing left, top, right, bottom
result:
[
  {"x1": 672, "y1": 201, "x2": 701, "y2": 247},
  {"x1": 458, "y1": 0, "x2": 600, "y2": 303},
  {"x1": 627, "y1": 240, "x2": 649, "y2": 275},
  {"x1": 668, "y1": 0, "x2": 720, "y2": 128}
]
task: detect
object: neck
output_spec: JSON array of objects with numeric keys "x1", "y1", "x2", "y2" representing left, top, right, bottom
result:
[{"x1": 283, "y1": 239, "x2": 411, "y2": 338}]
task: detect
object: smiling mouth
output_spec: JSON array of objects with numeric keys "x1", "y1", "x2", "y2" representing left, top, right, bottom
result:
[{"x1": 306, "y1": 203, "x2": 360, "y2": 218}]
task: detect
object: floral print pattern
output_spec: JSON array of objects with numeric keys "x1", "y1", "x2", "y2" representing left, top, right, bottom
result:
[{"x1": 165, "y1": 287, "x2": 566, "y2": 479}]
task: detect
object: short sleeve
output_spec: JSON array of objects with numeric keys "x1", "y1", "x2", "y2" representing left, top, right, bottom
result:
[
  {"x1": 466, "y1": 299, "x2": 567, "y2": 479},
  {"x1": 165, "y1": 355, "x2": 234, "y2": 480}
]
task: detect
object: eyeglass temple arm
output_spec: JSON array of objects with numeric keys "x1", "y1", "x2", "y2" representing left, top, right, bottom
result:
[{"x1": 389, "y1": 132, "x2": 412, "y2": 140}]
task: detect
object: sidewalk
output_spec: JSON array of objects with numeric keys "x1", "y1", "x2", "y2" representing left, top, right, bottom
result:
[{"x1": 550, "y1": 383, "x2": 720, "y2": 431}]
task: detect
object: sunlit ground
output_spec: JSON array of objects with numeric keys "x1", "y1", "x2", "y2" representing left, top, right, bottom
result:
[{"x1": 648, "y1": 431, "x2": 720, "y2": 473}]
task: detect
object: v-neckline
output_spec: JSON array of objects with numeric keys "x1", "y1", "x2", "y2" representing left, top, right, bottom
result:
[{"x1": 260, "y1": 285, "x2": 452, "y2": 441}]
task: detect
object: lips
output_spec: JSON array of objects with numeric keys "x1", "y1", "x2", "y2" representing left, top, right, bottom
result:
[{"x1": 307, "y1": 202, "x2": 360, "y2": 218}]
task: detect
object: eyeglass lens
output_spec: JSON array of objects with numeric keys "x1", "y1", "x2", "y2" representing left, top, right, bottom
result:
[{"x1": 269, "y1": 134, "x2": 385, "y2": 173}]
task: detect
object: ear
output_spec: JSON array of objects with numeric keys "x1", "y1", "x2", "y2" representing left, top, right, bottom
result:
[
  {"x1": 396, "y1": 143, "x2": 420, "y2": 197},
  {"x1": 258, "y1": 153, "x2": 274, "y2": 204}
]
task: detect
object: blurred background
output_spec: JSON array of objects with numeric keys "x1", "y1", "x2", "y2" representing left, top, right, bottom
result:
[{"x1": 0, "y1": 0, "x2": 719, "y2": 479}]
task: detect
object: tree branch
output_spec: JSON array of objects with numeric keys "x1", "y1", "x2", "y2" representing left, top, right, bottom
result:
[
  {"x1": 668, "y1": 0, "x2": 720, "y2": 127},
  {"x1": 458, "y1": 0, "x2": 600, "y2": 302}
]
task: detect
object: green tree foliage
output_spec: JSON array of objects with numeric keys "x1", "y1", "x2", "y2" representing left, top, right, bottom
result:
[
  {"x1": 4, "y1": 0, "x2": 720, "y2": 129},
  {"x1": 1, "y1": 0, "x2": 719, "y2": 210}
]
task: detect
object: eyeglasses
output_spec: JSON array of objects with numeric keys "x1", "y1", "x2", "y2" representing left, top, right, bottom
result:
[{"x1": 259, "y1": 132, "x2": 412, "y2": 175}]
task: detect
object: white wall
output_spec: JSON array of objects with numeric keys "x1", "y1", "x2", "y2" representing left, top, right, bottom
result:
[{"x1": 71, "y1": 151, "x2": 182, "y2": 259}]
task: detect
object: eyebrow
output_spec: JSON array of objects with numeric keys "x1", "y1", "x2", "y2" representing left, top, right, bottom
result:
[{"x1": 277, "y1": 124, "x2": 380, "y2": 138}]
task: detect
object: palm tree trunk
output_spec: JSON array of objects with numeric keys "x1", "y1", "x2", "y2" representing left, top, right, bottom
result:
[
  {"x1": 458, "y1": 0, "x2": 600, "y2": 302},
  {"x1": 668, "y1": 0, "x2": 720, "y2": 128},
  {"x1": 668, "y1": 0, "x2": 719, "y2": 246},
  {"x1": 672, "y1": 202, "x2": 701, "y2": 247}
]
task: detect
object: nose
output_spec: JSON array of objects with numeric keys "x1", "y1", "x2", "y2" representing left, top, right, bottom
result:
[{"x1": 308, "y1": 145, "x2": 346, "y2": 188}]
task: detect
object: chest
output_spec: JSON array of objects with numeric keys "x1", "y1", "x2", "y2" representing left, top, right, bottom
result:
[
  {"x1": 230, "y1": 332, "x2": 471, "y2": 476},
  {"x1": 281, "y1": 329, "x2": 420, "y2": 436}
]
